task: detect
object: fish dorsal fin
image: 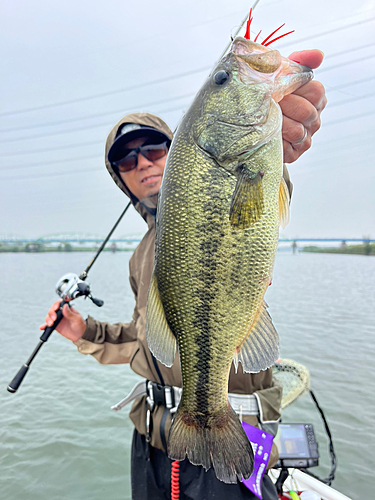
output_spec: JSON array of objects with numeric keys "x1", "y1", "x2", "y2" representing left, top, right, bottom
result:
[
  {"x1": 229, "y1": 169, "x2": 264, "y2": 229},
  {"x1": 235, "y1": 301, "x2": 279, "y2": 373},
  {"x1": 146, "y1": 274, "x2": 176, "y2": 367},
  {"x1": 279, "y1": 176, "x2": 290, "y2": 229}
]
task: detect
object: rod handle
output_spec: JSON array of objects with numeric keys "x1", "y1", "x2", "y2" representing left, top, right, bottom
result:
[
  {"x1": 39, "y1": 303, "x2": 65, "y2": 342},
  {"x1": 7, "y1": 364, "x2": 29, "y2": 393},
  {"x1": 7, "y1": 302, "x2": 66, "y2": 393}
]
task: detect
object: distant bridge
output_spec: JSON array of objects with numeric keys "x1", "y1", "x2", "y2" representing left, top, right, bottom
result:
[{"x1": 0, "y1": 232, "x2": 143, "y2": 244}]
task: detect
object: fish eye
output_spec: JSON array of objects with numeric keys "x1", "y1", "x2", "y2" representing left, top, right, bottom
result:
[{"x1": 214, "y1": 70, "x2": 230, "y2": 85}]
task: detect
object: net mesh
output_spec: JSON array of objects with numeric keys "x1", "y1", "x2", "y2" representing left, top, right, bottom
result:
[{"x1": 272, "y1": 358, "x2": 310, "y2": 409}]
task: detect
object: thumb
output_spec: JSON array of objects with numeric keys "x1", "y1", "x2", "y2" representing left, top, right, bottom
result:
[{"x1": 288, "y1": 49, "x2": 324, "y2": 69}]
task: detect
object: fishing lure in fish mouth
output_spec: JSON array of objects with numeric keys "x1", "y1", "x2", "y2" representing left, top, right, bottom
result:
[{"x1": 244, "y1": 7, "x2": 295, "y2": 46}]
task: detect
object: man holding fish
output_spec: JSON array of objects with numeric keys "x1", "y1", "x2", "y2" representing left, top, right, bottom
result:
[{"x1": 42, "y1": 39, "x2": 326, "y2": 499}]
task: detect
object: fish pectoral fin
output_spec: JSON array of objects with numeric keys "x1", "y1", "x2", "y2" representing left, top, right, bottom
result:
[
  {"x1": 279, "y1": 176, "x2": 290, "y2": 229},
  {"x1": 146, "y1": 274, "x2": 177, "y2": 367},
  {"x1": 229, "y1": 169, "x2": 264, "y2": 229},
  {"x1": 236, "y1": 301, "x2": 279, "y2": 373}
]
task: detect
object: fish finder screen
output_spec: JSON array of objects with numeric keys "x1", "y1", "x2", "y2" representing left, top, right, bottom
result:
[{"x1": 276, "y1": 424, "x2": 309, "y2": 458}]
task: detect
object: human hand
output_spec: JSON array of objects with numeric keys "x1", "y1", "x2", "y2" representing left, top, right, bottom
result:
[
  {"x1": 280, "y1": 50, "x2": 327, "y2": 163},
  {"x1": 39, "y1": 300, "x2": 86, "y2": 342}
]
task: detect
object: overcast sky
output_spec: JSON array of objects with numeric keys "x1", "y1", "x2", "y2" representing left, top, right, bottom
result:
[{"x1": 1, "y1": 0, "x2": 374, "y2": 240}]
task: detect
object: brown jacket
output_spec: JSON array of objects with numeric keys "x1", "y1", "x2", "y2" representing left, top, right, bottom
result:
[{"x1": 75, "y1": 113, "x2": 292, "y2": 468}]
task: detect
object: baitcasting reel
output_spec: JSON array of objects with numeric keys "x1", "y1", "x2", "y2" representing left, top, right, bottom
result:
[
  {"x1": 7, "y1": 274, "x2": 104, "y2": 394},
  {"x1": 55, "y1": 273, "x2": 103, "y2": 307}
]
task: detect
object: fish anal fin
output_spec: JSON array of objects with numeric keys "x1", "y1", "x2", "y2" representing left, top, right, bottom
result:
[
  {"x1": 229, "y1": 169, "x2": 264, "y2": 229},
  {"x1": 279, "y1": 176, "x2": 290, "y2": 229},
  {"x1": 236, "y1": 301, "x2": 279, "y2": 373},
  {"x1": 146, "y1": 274, "x2": 176, "y2": 367}
]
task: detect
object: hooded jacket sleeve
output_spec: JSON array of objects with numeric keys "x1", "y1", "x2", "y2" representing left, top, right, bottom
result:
[
  {"x1": 73, "y1": 224, "x2": 155, "y2": 365},
  {"x1": 74, "y1": 314, "x2": 138, "y2": 365},
  {"x1": 73, "y1": 273, "x2": 139, "y2": 365}
]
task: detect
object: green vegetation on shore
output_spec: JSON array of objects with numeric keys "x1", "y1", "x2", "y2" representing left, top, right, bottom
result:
[
  {"x1": 303, "y1": 243, "x2": 375, "y2": 256},
  {"x1": 0, "y1": 243, "x2": 134, "y2": 253}
]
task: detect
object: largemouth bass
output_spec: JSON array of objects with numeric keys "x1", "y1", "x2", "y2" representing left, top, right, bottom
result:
[{"x1": 146, "y1": 37, "x2": 313, "y2": 483}]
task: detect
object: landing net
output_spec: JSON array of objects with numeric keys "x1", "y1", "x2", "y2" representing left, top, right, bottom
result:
[{"x1": 272, "y1": 358, "x2": 310, "y2": 409}]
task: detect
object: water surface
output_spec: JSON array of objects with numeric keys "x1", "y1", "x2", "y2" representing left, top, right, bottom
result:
[{"x1": 1, "y1": 251, "x2": 374, "y2": 499}]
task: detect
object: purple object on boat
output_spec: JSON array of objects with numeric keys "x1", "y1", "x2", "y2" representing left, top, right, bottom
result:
[{"x1": 241, "y1": 421, "x2": 275, "y2": 499}]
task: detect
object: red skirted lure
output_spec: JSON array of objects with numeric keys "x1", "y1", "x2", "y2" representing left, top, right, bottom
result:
[{"x1": 244, "y1": 8, "x2": 294, "y2": 46}]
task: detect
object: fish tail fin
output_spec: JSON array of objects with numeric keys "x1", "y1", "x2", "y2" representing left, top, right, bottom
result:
[{"x1": 168, "y1": 403, "x2": 254, "y2": 484}]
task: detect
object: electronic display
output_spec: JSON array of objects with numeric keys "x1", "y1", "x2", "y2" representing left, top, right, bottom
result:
[{"x1": 274, "y1": 423, "x2": 319, "y2": 468}]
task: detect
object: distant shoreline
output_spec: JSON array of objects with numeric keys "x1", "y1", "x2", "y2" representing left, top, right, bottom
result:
[
  {"x1": 0, "y1": 245, "x2": 134, "y2": 253},
  {"x1": 302, "y1": 244, "x2": 375, "y2": 256},
  {"x1": 1, "y1": 243, "x2": 374, "y2": 256}
]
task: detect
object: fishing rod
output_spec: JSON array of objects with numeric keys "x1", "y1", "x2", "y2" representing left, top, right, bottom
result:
[{"x1": 7, "y1": 201, "x2": 132, "y2": 394}]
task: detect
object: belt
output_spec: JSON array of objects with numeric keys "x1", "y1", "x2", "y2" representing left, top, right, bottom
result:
[{"x1": 111, "y1": 380, "x2": 259, "y2": 416}]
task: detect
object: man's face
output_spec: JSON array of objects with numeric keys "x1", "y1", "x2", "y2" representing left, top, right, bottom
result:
[{"x1": 118, "y1": 136, "x2": 167, "y2": 201}]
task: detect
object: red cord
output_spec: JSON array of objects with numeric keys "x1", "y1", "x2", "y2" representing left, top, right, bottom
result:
[{"x1": 171, "y1": 460, "x2": 180, "y2": 500}]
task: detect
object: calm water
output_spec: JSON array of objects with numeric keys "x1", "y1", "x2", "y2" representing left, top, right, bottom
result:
[{"x1": 1, "y1": 251, "x2": 374, "y2": 500}]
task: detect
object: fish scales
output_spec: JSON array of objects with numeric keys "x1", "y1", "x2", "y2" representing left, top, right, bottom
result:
[
  {"x1": 147, "y1": 37, "x2": 313, "y2": 483},
  {"x1": 160, "y1": 134, "x2": 279, "y2": 402}
]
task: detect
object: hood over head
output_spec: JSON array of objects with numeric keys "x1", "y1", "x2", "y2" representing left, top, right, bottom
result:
[{"x1": 105, "y1": 112, "x2": 173, "y2": 224}]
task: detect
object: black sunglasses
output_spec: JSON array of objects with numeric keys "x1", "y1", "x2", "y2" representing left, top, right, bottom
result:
[{"x1": 113, "y1": 142, "x2": 168, "y2": 173}]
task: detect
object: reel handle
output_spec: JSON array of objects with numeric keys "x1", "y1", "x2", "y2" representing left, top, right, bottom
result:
[{"x1": 7, "y1": 301, "x2": 67, "y2": 393}]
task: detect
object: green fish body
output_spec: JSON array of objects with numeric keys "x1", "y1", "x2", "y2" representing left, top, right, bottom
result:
[{"x1": 146, "y1": 37, "x2": 313, "y2": 483}]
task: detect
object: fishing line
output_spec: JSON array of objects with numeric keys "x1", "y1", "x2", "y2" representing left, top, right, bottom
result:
[{"x1": 217, "y1": 0, "x2": 262, "y2": 61}]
